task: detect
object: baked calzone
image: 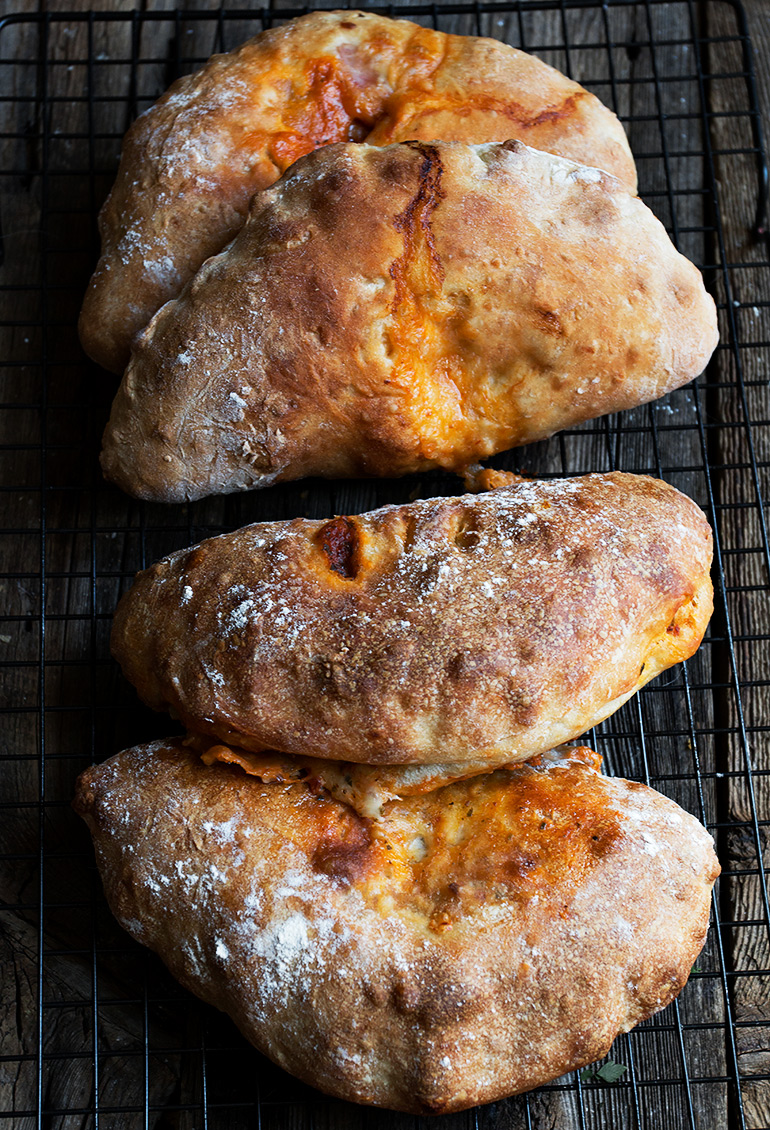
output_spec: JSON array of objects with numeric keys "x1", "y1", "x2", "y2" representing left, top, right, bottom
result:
[
  {"x1": 100, "y1": 140, "x2": 717, "y2": 504},
  {"x1": 111, "y1": 473, "x2": 713, "y2": 766},
  {"x1": 74, "y1": 739, "x2": 719, "y2": 1113},
  {"x1": 79, "y1": 9, "x2": 636, "y2": 373}
]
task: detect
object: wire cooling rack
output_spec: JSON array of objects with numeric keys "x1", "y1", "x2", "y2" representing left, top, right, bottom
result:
[{"x1": 0, "y1": 1, "x2": 769, "y2": 1127}]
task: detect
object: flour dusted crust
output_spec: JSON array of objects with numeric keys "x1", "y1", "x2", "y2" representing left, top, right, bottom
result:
[
  {"x1": 111, "y1": 473, "x2": 713, "y2": 766},
  {"x1": 74, "y1": 739, "x2": 719, "y2": 1113},
  {"x1": 79, "y1": 10, "x2": 636, "y2": 373},
  {"x1": 100, "y1": 140, "x2": 716, "y2": 504}
]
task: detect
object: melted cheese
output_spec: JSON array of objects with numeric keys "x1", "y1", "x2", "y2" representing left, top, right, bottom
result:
[
  {"x1": 199, "y1": 738, "x2": 617, "y2": 929},
  {"x1": 239, "y1": 58, "x2": 379, "y2": 173},
  {"x1": 367, "y1": 754, "x2": 622, "y2": 927},
  {"x1": 234, "y1": 27, "x2": 449, "y2": 177},
  {"x1": 198, "y1": 738, "x2": 601, "y2": 817},
  {"x1": 199, "y1": 739, "x2": 524, "y2": 819}
]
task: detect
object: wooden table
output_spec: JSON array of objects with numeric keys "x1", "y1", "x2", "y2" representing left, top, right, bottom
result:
[{"x1": 0, "y1": 2, "x2": 768, "y2": 1127}]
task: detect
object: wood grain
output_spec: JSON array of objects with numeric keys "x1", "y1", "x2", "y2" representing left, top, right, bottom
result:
[
  {"x1": 700, "y1": 5, "x2": 770, "y2": 1128},
  {"x1": 1, "y1": 2, "x2": 768, "y2": 1128}
]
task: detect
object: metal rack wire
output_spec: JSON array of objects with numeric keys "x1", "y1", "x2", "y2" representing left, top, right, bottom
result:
[{"x1": 0, "y1": 1, "x2": 768, "y2": 1127}]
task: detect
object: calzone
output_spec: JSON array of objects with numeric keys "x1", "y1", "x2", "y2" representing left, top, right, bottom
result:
[
  {"x1": 74, "y1": 739, "x2": 719, "y2": 1113},
  {"x1": 100, "y1": 140, "x2": 717, "y2": 503},
  {"x1": 111, "y1": 473, "x2": 713, "y2": 766},
  {"x1": 79, "y1": 9, "x2": 636, "y2": 373}
]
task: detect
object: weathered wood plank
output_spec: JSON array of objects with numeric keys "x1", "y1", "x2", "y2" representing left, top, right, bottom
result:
[{"x1": 700, "y1": 2, "x2": 770, "y2": 1126}]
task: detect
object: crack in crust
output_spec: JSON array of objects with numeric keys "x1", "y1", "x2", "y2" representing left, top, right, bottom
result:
[
  {"x1": 374, "y1": 89, "x2": 590, "y2": 142},
  {"x1": 391, "y1": 141, "x2": 446, "y2": 292},
  {"x1": 386, "y1": 143, "x2": 468, "y2": 461},
  {"x1": 317, "y1": 516, "x2": 361, "y2": 579},
  {"x1": 517, "y1": 89, "x2": 586, "y2": 129}
]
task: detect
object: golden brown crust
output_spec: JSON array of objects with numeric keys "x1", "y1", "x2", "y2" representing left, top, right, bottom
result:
[
  {"x1": 74, "y1": 739, "x2": 719, "y2": 1113},
  {"x1": 79, "y1": 10, "x2": 636, "y2": 373},
  {"x1": 100, "y1": 140, "x2": 716, "y2": 504},
  {"x1": 111, "y1": 473, "x2": 713, "y2": 765}
]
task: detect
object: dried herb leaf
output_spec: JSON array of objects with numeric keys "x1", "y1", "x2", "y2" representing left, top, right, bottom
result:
[{"x1": 580, "y1": 1060, "x2": 627, "y2": 1084}]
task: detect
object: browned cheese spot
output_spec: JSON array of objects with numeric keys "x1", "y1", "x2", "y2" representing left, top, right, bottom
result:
[
  {"x1": 317, "y1": 516, "x2": 360, "y2": 579},
  {"x1": 534, "y1": 306, "x2": 564, "y2": 337},
  {"x1": 311, "y1": 806, "x2": 374, "y2": 884}
]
